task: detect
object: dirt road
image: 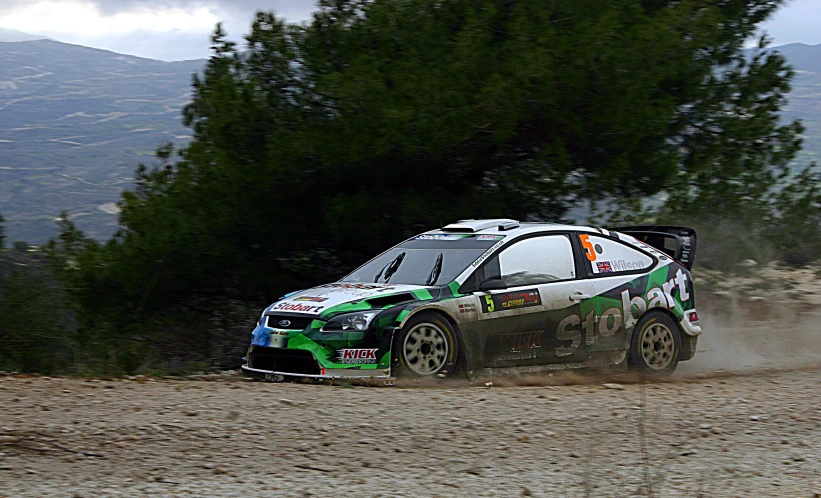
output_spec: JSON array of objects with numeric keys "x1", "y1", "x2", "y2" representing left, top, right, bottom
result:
[{"x1": 1, "y1": 364, "x2": 819, "y2": 497}]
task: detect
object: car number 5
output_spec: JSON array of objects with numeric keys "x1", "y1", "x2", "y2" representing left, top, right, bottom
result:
[
  {"x1": 579, "y1": 234, "x2": 597, "y2": 262},
  {"x1": 484, "y1": 295, "x2": 495, "y2": 312}
]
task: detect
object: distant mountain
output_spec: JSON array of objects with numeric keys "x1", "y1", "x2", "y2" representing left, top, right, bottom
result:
[
  {"x1": 771, "y1": 42, "x2": 821, "y2": 74},
  {"x1": 0, "y1": 39, "x2": 819, "y2": 243},
  {"x1": 0, "y1": 39, "x2": 205, "y2": 242},
  {"x1": 0, "y1": 28, "x2": 49, "y2": 42}
]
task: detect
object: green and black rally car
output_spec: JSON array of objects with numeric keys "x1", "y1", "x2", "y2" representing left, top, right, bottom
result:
[{"x1": 242, "y1": 219, "x2": 701, "y2": 381}]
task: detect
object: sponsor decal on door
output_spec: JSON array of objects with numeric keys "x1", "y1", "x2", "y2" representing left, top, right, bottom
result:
[{"x1": 481, "y1": 289, "x2": 542, "y2": 313}]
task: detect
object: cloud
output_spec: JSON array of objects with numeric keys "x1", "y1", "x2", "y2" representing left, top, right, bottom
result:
[
  {"x1": 0, "y1": 1, "x2": 316, "y2": 35},
  {"x1": 0, "y1": 0, "x2": 318, "y2": 60},
  {"x1": 0, "y1": 1, "x2": 219, "y2": 35},
  {"x1": 62, "y1": 29, "x2": 216, "y2": 61},
  {"x1": 10, "y1": 0, "x2": 318, "y2": 20}
]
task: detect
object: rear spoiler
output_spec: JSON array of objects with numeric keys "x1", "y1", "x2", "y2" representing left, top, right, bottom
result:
[{"x1": 613, "y1": 225, "x2": 697, "y2": 270}]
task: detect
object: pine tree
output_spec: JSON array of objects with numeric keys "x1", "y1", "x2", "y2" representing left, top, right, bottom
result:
[
  {"x1": 0, "y1": 212, "x2": 6, "y2": 250},
  {"x1": 81, "y1": 0, "x2": 805, "y2": 317}
]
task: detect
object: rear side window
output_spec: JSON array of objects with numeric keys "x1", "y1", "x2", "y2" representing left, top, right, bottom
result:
[
  {"x1": 498, "y1": 235, "x2": 576, "y2": 286},
  {"x1": 578, "y1": 234, "x2": 654, "y2": 275}
]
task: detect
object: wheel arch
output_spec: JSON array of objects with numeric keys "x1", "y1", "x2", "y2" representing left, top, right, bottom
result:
[
  {"x1": 396, "y1": 303, "x2": 459, "y2": 331},
  {"x1": 631, "y1": 307, "x2": 686, "y2": 346},
  {"x1": 392, "y1": 304, "x2": 470, "y2": 374},
  {"x1": 397, "y1": 305, "x2": 466, "y2": 354},
  {"x1": 635, "y1": 307, "x2": 682, "y2": 335}
]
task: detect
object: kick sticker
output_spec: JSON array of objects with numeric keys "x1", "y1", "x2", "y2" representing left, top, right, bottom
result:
[
  {"x1": 497, "y1": 331, "x2": 542, "y2": 361},
  {"x1": 481, "y1": 289, "x2": 542, "y2": 313},
  {"x1": 337, "y1": 349, "x2": 379, "y2": 364}
]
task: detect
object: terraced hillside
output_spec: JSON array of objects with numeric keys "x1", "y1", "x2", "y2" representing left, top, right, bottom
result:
[
  {"x1": 0, "y1": 40, "x2": 819, "y2": 244},
  {"x1": 0, "y1": 39, "x2": 203, "y2": 242}
]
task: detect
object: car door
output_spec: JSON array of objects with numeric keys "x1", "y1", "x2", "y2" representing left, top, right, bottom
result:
[
  {"x1": 576, "y1": 231, "x2": 657, "y2": 353},
  {"x1": 473, "y1": 234, "x2": 597, "y2": 367}
]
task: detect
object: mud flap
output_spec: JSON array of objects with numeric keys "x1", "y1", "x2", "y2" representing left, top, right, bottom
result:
[{"x1": 680, "y1": 334, "x2": 698, "y2": 361}]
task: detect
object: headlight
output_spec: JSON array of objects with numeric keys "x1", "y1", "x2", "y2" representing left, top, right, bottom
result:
[{"x1": 322, "y1": 311, "x2": 379, "y2": 332}]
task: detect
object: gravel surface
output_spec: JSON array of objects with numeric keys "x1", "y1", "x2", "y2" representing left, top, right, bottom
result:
[
  {"x1": 1, "y1": 366, "x2": 819, "y2": 497},
  {"x1": 3, "y1": 283, "x2": 821, "y2": 497}
]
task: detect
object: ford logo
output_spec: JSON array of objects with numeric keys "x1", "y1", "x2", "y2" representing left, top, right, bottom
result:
[{"x1": 278, "y1": 320, "x2": 292, "y2": 328}]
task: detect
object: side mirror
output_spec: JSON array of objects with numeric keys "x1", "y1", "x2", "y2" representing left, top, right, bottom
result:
[{"x1": 478, "y1": 278, "x2": 507, "y2": 291}]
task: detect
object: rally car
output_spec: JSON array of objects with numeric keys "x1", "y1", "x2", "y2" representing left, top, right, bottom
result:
[{"x1": 242, "y1": 219, "x2": 701, "y2": 381}]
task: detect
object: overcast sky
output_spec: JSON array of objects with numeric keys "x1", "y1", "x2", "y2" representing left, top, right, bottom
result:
[{"x1": 0, "y1": 0, "x2": 818, "y2": 61}]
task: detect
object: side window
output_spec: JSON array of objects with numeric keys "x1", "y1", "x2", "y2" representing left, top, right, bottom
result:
[
  {"x1": 498, "y1": 235, "x2": 575, "y2": 286},
  {"x1": 579, "y1": 234, "x2": 654, "y2": 275}
]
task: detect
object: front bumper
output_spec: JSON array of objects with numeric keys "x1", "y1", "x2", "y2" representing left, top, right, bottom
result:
[
  {"x1": 241, "y1": 364, "x2": 392, "y2": 380},
  {"x1": 243, "y1": 345, "x2": 392, "y2": 380}
]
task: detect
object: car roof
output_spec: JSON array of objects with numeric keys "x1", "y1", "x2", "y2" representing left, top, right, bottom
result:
[{"x1": 424, "y1": 219, "x2": 605, "y2": 237}]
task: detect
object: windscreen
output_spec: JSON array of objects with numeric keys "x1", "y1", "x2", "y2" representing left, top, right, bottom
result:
[{"x1": 341, "y1": 234, "x2": 505, "y2": 287}]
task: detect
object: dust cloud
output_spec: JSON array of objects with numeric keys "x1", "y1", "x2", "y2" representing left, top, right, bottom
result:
[{"x1": 677, "y1": 293, "x2": 821, "y2": 375}]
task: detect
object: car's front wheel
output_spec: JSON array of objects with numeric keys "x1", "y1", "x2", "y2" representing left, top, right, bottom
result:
[
  {"x1": 394, "y1": 312, "x2": 460, "y2": 378},
  {"x1": 628, "y1": 311, "x2": 681, "y2": 373}
]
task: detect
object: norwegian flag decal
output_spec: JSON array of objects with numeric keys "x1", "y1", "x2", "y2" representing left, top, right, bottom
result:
[{"x1": 596, "y1": 261, "x2": 613, "y2": 273}]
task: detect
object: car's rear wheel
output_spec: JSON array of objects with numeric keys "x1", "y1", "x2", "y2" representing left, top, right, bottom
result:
[
  {"x1": 394, "y1": 312, "x2": 460, "y2": 378},
  {"x1": 628, "y1": 311, "x2": 681, "y2": 373}
]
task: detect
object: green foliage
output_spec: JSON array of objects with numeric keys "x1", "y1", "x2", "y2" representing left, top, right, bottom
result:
[
  {"x1": 766, "y1": 165, "x2": 821, "y2": 265},
  {"x1": 568, "y1": 25, "x2": 808, "y2": 269},
  {"x1": 661, "y1": 39, "x2": 802, "y2": 220},
  {"x1": 0, "y1": 212, "x2": 5, "y2": 250},
  {"x1": 655, "y1": 162, "x2": 821, "y2": 270},
  {"x1": 111, "y1": 0, "x2": 801, "y2": 297},
  {"x1": 0, "y1": 251, "x2": 75, "y2": 373}
]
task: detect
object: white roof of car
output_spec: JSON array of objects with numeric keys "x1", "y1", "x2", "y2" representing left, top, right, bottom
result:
[{"x1": 432, "y1": 219, "x2": 603, "y2": 236}]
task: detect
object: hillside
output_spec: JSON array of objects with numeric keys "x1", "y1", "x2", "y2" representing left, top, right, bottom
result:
[
  {"x1": 770, "y1": 43, "x2": 821, "y2": 167},
  {"x1": 0, "y1": 28, "x2": 48, "y2": 42},
  {"x1": 0, "y1": 40, "x2": 204, "y2": 242},
  {"x1": 0, "y1": 40, "x2": 820, "y2": 243}
]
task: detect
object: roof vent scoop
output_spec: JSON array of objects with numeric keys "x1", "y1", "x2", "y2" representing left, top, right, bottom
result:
[{"x1": 442, "y1": 219, "x2": 519, "y2": 233}]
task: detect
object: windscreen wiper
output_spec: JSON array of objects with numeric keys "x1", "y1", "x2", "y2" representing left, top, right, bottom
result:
[
  {"x1": 425, "y1": 253, "x2": 443, "y2": 286},
  {"x1": 376, "y1": 252, "x2": 405, "y2": 283}
]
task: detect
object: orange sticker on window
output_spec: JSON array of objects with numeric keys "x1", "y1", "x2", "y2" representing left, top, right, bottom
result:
[{"x1": 579, "y1": 234, "x2": 596, "y2": 262}]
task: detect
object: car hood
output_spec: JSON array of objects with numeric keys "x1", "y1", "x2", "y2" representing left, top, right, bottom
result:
[{"x1": 267, "y1": 282, "x2": 436, "y2": 316}]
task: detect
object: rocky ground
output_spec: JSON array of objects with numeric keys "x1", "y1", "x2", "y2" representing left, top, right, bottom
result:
[
  {"x1": 1, "y1": 364, "x2": 819, "y2": 497},
  {"x1": 2, "y1": 268, "x2": 821, "y2": 497}
]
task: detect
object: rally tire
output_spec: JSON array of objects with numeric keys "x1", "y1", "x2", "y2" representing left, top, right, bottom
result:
[
  {"x1": 628, "y1": 311, "x2": 681, "y2": 373},
  {"x1": 394, "y1": 312, "x2": 461, "y2": 379}
]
